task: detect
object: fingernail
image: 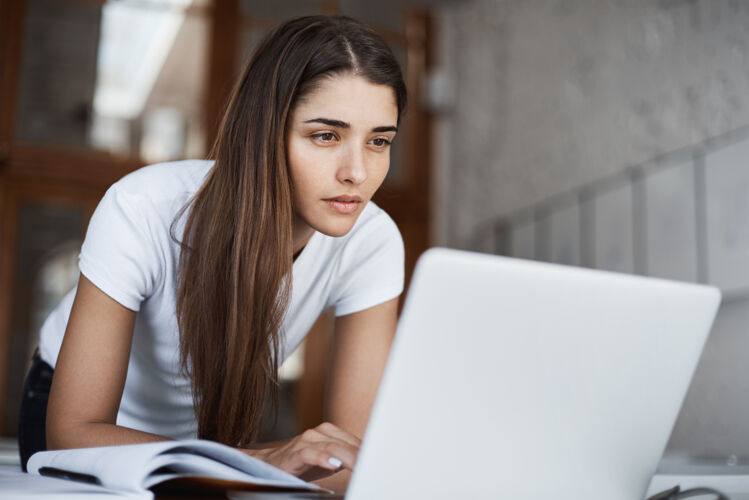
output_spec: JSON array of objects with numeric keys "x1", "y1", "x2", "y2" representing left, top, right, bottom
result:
[{"x1": 328, "y1": 457, "x2": 343, "y2": 468}]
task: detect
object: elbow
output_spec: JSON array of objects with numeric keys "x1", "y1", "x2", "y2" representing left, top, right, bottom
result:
[
  {"x1": 45, "y1": 389, "x2": 71, "y2": 450},
  {"x1": 45, "y1": 413, "x2": 110, "y2": 450},
  {"x1": 45, "y1": 410, "x2": 72, "y2": 450},
  {"x1": 44, "y1": 398, "x2": 104, "y2": 450}
]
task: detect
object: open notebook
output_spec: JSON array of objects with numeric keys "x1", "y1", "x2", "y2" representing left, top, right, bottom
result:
[{"x1": 25, "y1": 439, "x2": 324, "y2": 498}]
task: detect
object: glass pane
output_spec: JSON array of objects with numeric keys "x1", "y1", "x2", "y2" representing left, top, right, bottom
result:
[
  {"x1": 15, "y1": 0, "x2": 101, "y2": 148},
  {"x1": 339, "y1": 0, "x2": 404, "y2": 32},
  {"x1": 4, "y1": 201, "x2": 84, "y2": 437},
  {"x1": 240, "y1": 0, "x2": 322, "y2": 21},
  {"x1": 15, "y1": 0, "x2": 209, "y2": 163}
]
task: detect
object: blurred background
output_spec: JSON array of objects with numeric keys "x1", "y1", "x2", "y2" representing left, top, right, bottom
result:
[{"x1": 0, "y1": 0, "x2": 748, "y2": 471}]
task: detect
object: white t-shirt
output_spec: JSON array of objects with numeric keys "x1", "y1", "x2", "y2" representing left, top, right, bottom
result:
[{"x1": 38, "y1": 159, "x2": 404, "y2": 439}]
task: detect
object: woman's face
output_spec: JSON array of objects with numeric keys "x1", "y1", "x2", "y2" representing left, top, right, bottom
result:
[{"x1": 287, "y1": 73, "x2": 399, "y2": 244}]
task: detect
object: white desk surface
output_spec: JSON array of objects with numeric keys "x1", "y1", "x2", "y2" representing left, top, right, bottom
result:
[{"x1": 4, "y1": 462, "x2": 749, "y2": 499}]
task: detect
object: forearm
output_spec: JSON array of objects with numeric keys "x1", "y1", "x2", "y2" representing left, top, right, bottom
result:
[{"x1": 46, "y1": 420, "x2": 170, "y2": 450}]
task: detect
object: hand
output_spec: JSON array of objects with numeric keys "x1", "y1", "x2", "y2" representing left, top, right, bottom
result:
[{"x1": 244, "y1": 422, "x2": 361, "y2": 482}]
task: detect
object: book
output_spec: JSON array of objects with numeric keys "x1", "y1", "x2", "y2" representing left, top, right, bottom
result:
[
  {"x1": 26, "y1": 439, "x2": 328, "y2": 498},
  {"x1": 1, "y1": 469, "x2": 142, "y2": 499}
]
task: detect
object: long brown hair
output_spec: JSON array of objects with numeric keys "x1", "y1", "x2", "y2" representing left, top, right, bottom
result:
[{"x1": 175, "y1": 15, "x2": 407, "y2": 447}]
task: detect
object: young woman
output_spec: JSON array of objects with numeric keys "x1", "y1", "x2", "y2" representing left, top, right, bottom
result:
[{"x1": 18, "y1": 15, "x2": 407, "y2": 492}]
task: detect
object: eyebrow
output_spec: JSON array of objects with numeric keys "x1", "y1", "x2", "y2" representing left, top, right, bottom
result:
[{"x1": 303, "y1": 117, "x2": 398, "y2": 133}]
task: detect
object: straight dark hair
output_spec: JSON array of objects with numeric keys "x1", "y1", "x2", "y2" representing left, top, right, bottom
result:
[{"x1": 175, "y1": 15, "x2": 407, "y2": 447}]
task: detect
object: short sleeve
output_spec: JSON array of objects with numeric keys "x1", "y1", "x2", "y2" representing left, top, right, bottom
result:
[
  {"x1": 78, "y1": 185, "x2": 163, "y2": 311},
  {"x1": 330, "y1": 211, "x2": 405, "y2": 317}
]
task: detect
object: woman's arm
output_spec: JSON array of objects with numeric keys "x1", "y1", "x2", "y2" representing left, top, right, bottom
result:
[
  {"x1": 51, "y1": 275, "x2": 361, "y2": 484},
  {"x1": 326, "y1": 297, "x2": 398, "y2": 436},
  {"x1": 246, "y1": 298, "x2": 399, "y2": 492},
  {"x1": 46, "y1": 274, "x2": 169, "y2": 449},
  {"x1": 48, "y1": 274, "x2": 375, "y2": 487},
  {"x1": 312, "y1": 296, "x2": 400, "y2": 490}
]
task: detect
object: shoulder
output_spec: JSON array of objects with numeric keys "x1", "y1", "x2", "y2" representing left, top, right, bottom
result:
[
  {"x1": 79, "y1": 160, "x2": 214, "y2": 308},
  {"x1": 107, "y1": 159, "x2": 213, "y2": 203}
]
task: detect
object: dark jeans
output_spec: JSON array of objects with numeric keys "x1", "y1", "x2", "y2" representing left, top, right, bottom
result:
[{"x1": 18, "y1": 349, "x2": 53, "y2": 472}]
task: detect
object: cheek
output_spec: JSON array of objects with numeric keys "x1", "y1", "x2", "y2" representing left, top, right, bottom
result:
[
  {"x1": 291, "y1": 169, "x2": 316, "y2": 205},
  {"x1": 369, "y1": 157, "x2": 391, "y2": 189},
  {"x1": 290, "y1": 162, "x2": 329, "y2": 212},
  {"x1": 288, "y1": 144, "x2": 317, "y2": 196}
]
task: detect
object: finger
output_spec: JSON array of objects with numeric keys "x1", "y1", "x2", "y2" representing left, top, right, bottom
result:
[
  {"x1": 298, "y1": 443, "x2": 356, "y2": 472},
  {"x1": 321, "y1": 440, "x2": 359, "y2": 469},
  {"x1": 263, "y1": 430, "x2": 360, "y2": 477},
  {"x1": 314, "y1": 422, "x2": 362, "y2": 448},
  {"x1": 293, "y1": 441, "x2": 358, "y2": 472}
]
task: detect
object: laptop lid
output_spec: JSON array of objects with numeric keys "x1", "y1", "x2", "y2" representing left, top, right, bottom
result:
[{"x1": 346, "y1": 248, "x2": 721, "y2": 500}]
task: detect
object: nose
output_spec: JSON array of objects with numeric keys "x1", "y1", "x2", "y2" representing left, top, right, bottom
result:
[{"x1": 337, "y1": 145, "x2": 368, "y2": 185}]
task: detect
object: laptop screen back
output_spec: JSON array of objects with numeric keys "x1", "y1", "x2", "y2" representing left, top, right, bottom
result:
[{"x1": 347, "y1": 248, "x2": 721, "y2": 500}]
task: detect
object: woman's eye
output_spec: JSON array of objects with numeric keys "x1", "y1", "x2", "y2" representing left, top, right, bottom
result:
[
  {"x1": 371, "y1": 138, "x2": 392, "y2": 148},
  {"x1": 312, "y1": 132, "x2": 336, "y2": 143}
]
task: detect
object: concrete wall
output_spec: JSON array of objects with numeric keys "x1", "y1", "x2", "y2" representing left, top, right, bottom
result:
[
  {"x1": 434, "y1": 0, "x2": 749, "y2": 461},
  {"x1": 435, "y1": 0, "x2": 749, "y2": 247}
]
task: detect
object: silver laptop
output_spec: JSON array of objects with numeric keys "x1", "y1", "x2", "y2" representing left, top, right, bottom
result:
[{"x1": 344, "y1": 248, "x2": 721, "y2": 500}]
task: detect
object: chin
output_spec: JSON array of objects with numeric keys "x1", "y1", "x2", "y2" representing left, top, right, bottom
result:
[
  {"x1": 313, "y1": 217, "x2": 358, "y2": 238},
  {"x1": 318, "y1": 224, "x2": 356, "y2": 238}
]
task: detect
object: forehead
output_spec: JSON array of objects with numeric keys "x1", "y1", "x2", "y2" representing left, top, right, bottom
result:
[{"x1": 293, "y1": 74, "x2": 398, "y2": 127}]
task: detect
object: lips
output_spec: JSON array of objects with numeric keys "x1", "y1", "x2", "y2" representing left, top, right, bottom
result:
[{"x1": 324, "y1": 195, "x2": 362, "y2": 214}]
